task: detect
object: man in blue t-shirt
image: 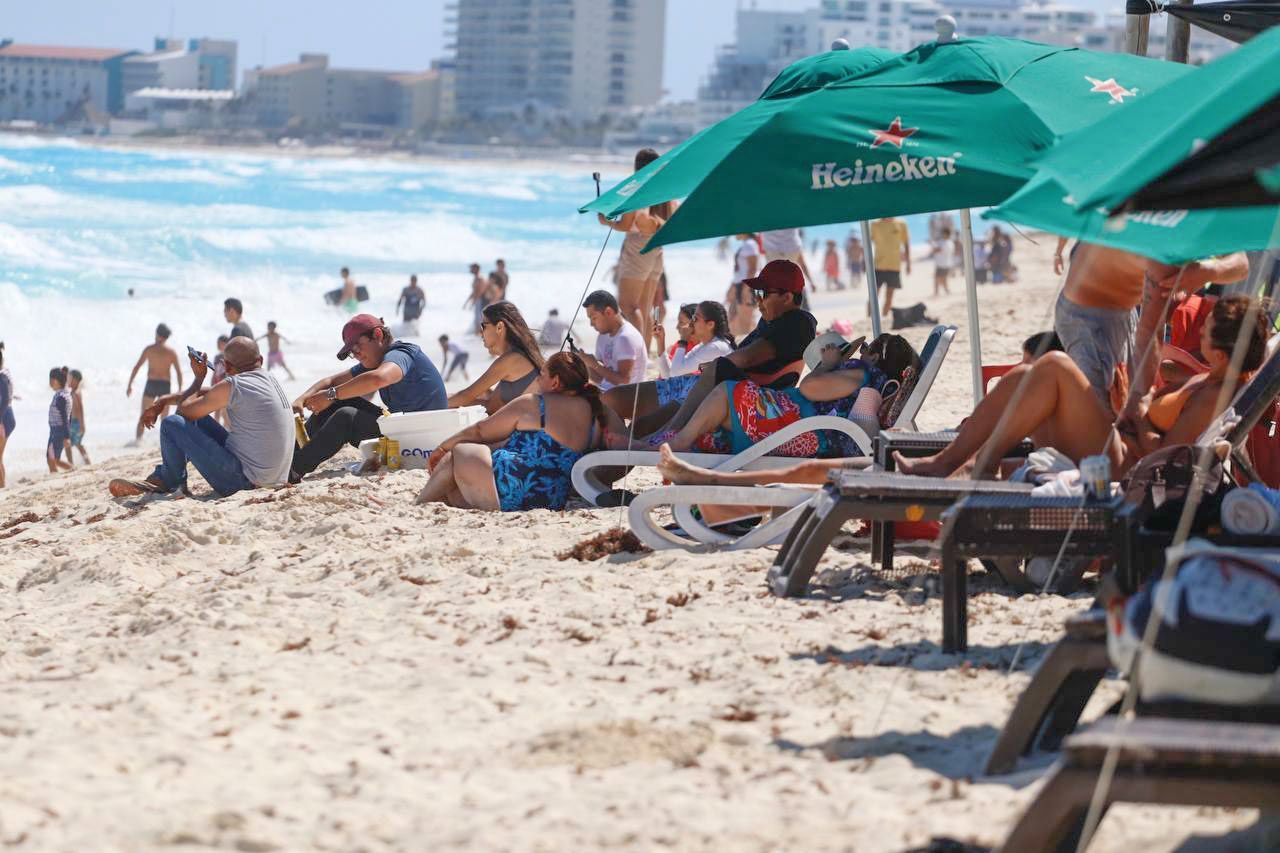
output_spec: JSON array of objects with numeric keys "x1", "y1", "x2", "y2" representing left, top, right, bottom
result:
[{"x1": 290, "y1": 314, "x2": 446, "y2": 481}]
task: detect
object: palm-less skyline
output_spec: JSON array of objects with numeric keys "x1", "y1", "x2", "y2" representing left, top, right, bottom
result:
[{"x1": 10, "y1": 0, "x2": 1120, "y2": 103}]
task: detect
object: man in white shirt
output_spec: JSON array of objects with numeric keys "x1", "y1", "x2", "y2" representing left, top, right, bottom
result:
[
  {"x1": 760, "y1": 228, "x2": 816, "y2": 295},
  {"x1": 578, "y1": 290, "x2": 647, "y2": 390}
]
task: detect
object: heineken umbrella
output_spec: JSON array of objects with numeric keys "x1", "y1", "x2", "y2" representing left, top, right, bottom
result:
[
  {"x1": 582, "y1": 36, "x2": 1187, "y2": 400},
  {"x1": 1030, "y1": 24, "x2": 1280, "y2": 214},
  {"x1": 585, "y1": 37, "x2": 1188, "y2": 246},
  {"x1": 984, "y1": 173, "x2": 1280, "y2": 264}
]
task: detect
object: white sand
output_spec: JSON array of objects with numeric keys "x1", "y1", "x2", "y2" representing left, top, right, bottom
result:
[{"x1": 1, "y1": 238, "x2": 1269, "y2": 851}]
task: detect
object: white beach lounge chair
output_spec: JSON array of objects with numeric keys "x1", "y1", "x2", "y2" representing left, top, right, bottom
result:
[
  {"x1": 601, "y1": 327, "x2": 959, "y2": 550},
  {"x1": 571, "y1": 325, "x2": 957, "y2": 510}
]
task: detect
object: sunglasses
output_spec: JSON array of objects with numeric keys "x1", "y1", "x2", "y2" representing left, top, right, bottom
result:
[{"x1": 752, "y1": 288, "x2": 787, "y2": 300}]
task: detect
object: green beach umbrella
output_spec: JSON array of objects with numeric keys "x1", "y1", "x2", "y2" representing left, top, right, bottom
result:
[
  {"x1": 984, "y1": 172, "x2": 1280, "y2": 264},
  {"x1": 1029, "y1": 24, "x2": 1280, "y2": 213},
  {"x1": 583, "y1": 36, "x2": 1190, "y2": 250}
]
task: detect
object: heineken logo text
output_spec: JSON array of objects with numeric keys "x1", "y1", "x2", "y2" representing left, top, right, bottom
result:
[{"x1": 811, "y1": 154, "x2": 959, "y2": 190}]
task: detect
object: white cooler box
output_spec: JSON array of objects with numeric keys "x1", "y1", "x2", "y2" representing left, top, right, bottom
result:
[{"x1": 358, "y1": 406, "x2": 487, "y2": 469}]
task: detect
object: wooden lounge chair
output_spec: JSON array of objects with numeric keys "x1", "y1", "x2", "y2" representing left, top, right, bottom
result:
[
  {"x1": 997, "y1": 718, "x2": 1280, "y2": 852},
  {"x1": 570, "y1": 325, "x2": 957, "y2": 509}
]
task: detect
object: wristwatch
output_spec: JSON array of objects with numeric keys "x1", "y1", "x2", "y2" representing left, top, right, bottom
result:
[{"x1": 326, "y1": 387, "x2": 339, "y2": 401}]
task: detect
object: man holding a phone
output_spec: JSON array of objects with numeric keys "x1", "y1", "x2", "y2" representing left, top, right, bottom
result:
[{"x1": 108, "y1": 336, "x2": 294, "y2": 498}]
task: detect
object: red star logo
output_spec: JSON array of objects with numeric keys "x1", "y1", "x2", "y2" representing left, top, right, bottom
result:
[
  {"x1": 1086, "y1": 76, "x2": 1135, "y2": 104},
  {"x1": 869, "y1": 116, "x2": 918, "y2": 148}
]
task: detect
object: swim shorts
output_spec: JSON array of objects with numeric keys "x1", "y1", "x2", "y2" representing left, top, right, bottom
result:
[
  {"x1": 70, "y1": 417, "x2": 83, "y2": 446},
  {"x1": 268, "y1": 351, "x2": 285, "y2": 368},
  {"x1": 1053, "y1": 290, "x2": 1136, "y2": 410},
  {"x1": 143, "y1": 378, "x2": 172, "y2": 398},
  {"x1": 874, "y1": 270, "x2": 902, "y2": 290}
]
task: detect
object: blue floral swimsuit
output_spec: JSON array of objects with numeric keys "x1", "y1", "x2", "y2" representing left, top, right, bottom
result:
[{"x1": 491, "y1": 396, "x2": 592, "y2": 512}]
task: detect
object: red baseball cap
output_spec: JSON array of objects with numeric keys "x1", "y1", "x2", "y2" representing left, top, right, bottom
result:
[
  {"x1": 742, "y1": 259, "x2": 805, "y2": 294},
  {"x1": 336, "y1": 314, "x2": 384, "y2": 359}
]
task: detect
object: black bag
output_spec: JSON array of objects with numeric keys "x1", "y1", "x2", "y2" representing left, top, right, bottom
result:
[
  {"x1": 890, "y1": 303, "x2": 937, "y2": 330},
  {"x1": 1123, "y1": 443, "x2": 1231, "y2": 534}
]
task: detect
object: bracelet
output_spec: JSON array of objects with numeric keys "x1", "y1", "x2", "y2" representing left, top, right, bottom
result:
[{"x1": 326, "y1": 387, "x2": 338, "y2": 401}]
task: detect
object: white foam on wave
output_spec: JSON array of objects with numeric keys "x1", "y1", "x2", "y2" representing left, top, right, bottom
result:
[{"x1": 72, "y1": 166, "x2": 246, "y2": 187}]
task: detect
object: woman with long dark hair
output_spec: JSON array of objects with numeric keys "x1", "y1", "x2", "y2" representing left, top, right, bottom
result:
[
  {"x1": 447, "y1": 301, "x2": 545, "y2": 414},
  {"x1": 597, "y1": 147, "x2": 679, "y2": 350},
  {"x1": 417, "y1": 351, "x2": 624, "y2": 511},
  {"x1": 603, "y1": 300, "x2": 737, "y2": 431},
  {"x1": 0, "y1": 342, "x2": 13, "y2": 487}
]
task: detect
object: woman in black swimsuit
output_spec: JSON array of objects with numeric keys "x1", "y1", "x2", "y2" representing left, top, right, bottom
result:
[{"x1": 447, "y1": 301, "x2": 545, "y2": 414}]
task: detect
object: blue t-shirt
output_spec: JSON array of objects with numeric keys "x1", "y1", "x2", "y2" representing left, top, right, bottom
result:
[{"x1": 350, "y1": 341, "x2": 446, "y2": 413}]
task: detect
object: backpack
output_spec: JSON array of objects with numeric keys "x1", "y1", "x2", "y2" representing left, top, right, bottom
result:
[{"x1": 1108, "y1": 539, "x2": 1280, "y2": 705}]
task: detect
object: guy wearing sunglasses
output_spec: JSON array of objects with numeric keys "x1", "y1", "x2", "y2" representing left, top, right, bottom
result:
[
  {"x1": 640, "y1": 259, "x2": 817, "y2": 437},
  {"x1": 289, "y1": 314, "x2": 447, "y2": 481}
]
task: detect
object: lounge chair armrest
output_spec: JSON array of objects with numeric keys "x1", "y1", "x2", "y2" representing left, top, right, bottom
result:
[{"x1": 720, "y1": 416, "x2": 874, "y2": 469}]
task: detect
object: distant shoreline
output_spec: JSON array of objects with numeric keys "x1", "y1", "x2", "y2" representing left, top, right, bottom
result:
[{"x1": 0, "y1": 126, "x2": 634, "y2": 175}]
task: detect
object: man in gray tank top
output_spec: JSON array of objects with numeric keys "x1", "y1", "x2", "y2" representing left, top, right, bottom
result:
[{"x1": 108, "y1": 337, "x2": 294, "y2": 498}]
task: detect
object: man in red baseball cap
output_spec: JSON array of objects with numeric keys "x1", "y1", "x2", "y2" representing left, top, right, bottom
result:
[
  {"x1": 288, "y1": 314, "x2": 447, "y2": 481},
  {"x1": 598, "y1": 258, "x2": 818, "y2": 440}
]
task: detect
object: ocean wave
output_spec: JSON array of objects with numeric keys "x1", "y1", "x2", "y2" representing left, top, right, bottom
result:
[{"x1": 72, "y1": 166, "x2": 246, "y2": 187}]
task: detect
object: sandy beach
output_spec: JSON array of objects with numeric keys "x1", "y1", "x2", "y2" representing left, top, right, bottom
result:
[{"x1": 2, "y1": 239, "x2": 1273, "y2": 851}]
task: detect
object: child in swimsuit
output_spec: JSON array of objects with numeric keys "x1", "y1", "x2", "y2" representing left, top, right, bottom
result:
[
  {"x1": 46, "y1": 366, "x2": 74, "y2": 473},
  {"x1": 67, "y1": 368, "x2": 90, "y2": 464}
]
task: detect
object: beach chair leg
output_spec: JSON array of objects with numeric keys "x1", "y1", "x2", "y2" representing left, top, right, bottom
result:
[
  {"x1": 870, "y1": 520, "x2": 882, "y2": 566},
  {"x1": 941, "y1": 546, "x2": 968, "y2": 653},
  {"x1": 997, "y1": 766, "x2": 1096, "y2": 853},
  {"x1": 984, "y1": 637, "x2": 1110, "y2": 775},
  {"x1": 768, "y1": 498, "x2": 856, "y2": 598},
  {"x1": 878, "y1": 521, "x2": 896, "y2": 572}
]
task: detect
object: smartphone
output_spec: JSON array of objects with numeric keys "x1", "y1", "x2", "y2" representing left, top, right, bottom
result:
[{"x1": 187, "y1": 346, "x2": 208, "y2": 366}]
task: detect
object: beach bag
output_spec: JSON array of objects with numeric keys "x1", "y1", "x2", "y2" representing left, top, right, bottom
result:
[
  {"x1": 879, "y1": 367, "x2": 918, "y2": 429},
  {"x1": 1108, "y1": 539, "x2": 1280, "y2": 704},
  {"x1": 890, "y1": 303, "x2": 937, "y2": 330},
  {"x1": 1122, "y1": 443, "x2": 1229, "y2": 524}
]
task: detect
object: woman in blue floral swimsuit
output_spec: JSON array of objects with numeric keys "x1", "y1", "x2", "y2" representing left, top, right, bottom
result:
[{"x1": 416, "y1": 352, "x2": 623, "y2": 511}]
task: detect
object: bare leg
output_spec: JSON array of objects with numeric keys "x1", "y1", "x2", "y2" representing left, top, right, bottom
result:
[
  {"x1": 76, "y1": 443, "x2": 91, "y2": 464},
  {"x1": 617, "y1": 275, "x2": 652, "y2": 351},
  {"x1": 639, "y1": 274, "x2": 661, "y2": 349},
  {"x1": 450, "y1": 443, "x2": 501, "y2": 511},
  {"x1": 416, "y1": 452, "x2": 459, "y2": 505},
  {"x1": 136, "y1": 395, "x2": 156, "y2": 440},
  {"x1": 658, "y1": 443, "x2": 848, "y2": 486},
  {"x1": 650, "y1": 369, "x2": 721, "y2": 436},
  {"x1": 603, "y1": 381, "x2": 660, "y2": 422},
  {"x1": 0, "y1": 426, "x2": 8, "y2": 488},
  {"x1": 881, "y1": 285, "x2": 895, "y2": 316},
  {"x1": 896, "y1": 353, "x2": 1116, "y2": 477},
  {"x1": 663, "y1": 386, "x2": 733, "y2": 452}
]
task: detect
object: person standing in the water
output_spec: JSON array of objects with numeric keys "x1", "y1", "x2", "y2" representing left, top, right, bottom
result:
[
  {"x1": 126, "y1": 323, "x2": 183, "y2": 445},
  {"x1": 0, "y1": 342, "x2": 14, "y2": 488},
  {"x1": 340, "y1": 267, "x2": 359, "y2": 314}
]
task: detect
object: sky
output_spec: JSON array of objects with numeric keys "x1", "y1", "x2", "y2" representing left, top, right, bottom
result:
[{"x1": 7, "y1": 0, "x2": 1116, "y2": 102}]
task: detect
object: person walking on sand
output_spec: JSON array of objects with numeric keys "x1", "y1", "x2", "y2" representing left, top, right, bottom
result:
[
  {"x1": 46, "y1": 367, "x2": 74, "y2": 474},
  {"x1": 492, "y1": 259, "x2": 509, "y2": 300},
  {"x1": 929, "y1": 226, "x2": 958, "y2": 297},
  {"x1": 823, "y1": 240, "x2": 844, "y2": 291},
  {"x1": 107, "y1": 338, "x2": 294, "y2": 499},
  {"x1": 397, "y1": 274, "x2": 426, "y2": 333},
  {"x1": 846, "y1": 232, "x2": 865, "y2": 282},
  {"x1": 339, "y1": 267, "x2": 359, "y2": 314},
  {"x1": 0, "y1": 342, "x2": 14, "y2": 488},
  {"x1": 598, "y1": 148, "x2": 679, "y2": 351},
  {"x1": 67, "y1": 369, "x2": 91, "y2": 464},
  {"x1": 464, "y1": 263, "x2": 488, "y2": 334},
  {"x1": 126, "y1": 323, "x2": 183, "y2": 446},
  {"x1": 439, "y1": 335, "x2": 471, "y2": 382},
  {"x1": 726, "y1": 233, "x2": 761, "y2": 339},
  {"x1": 257, "y1": 322, "x2": 296, "y2": 381},
  {"x1": 224, "y1": 298, "x2": 253, "y2": 340},
  {"x1": 869, "y1": 216, "x2": 910, "y2": 317}
]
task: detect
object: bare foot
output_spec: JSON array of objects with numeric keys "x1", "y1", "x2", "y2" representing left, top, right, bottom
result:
[
  {"x1": 892, "y1": 450, "x2": 952, "y2": 478},
  {"x1": 656, "y1": 443, "x2": 718, "y2": 486}
]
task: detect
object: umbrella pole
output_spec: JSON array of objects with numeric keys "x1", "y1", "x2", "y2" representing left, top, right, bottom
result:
[
  {"x1": 861, "y1": 220, "x2": 882, "y2": 338},
  {"x1": 1165, "y1": 0, "x2": 1192, "y2": 62},
  {"x1": 960, "y1": 209, "x2": 983, "y2": 405},
  {"x1": 1124, "y1": 12, "x2": 1150, "y2": 55}
]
